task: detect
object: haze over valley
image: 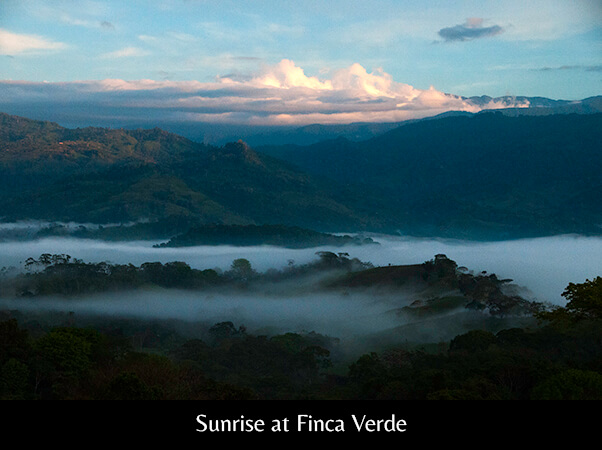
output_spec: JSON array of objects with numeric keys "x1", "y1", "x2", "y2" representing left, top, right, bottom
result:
[
  {"x1": 1, "y1": 1, "x2": 601, "y2": 403},
  {"x1": 0, "y1": 107, "x2": 600, "y2": 353},
  {"x1": 1, "y1": 227, "x2": 601, "y2": 306}
]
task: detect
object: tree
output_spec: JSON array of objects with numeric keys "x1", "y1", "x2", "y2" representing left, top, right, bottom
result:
[
  {"x1": 228, "y1": 258, "x2": 256, "y2": 281},
  {"x1": 0, "y1": 319, "x2": 30, "y2": 365},
  {"x1": 562, "y1": 276, "x2": 602, "y2": 320},
  {"x1": 208, "y1": 321, "x2": 246, "y2": 344},
  {"x1": 104, "y1": 372, "x2": 160, "y2": 400},
  {"x1": 0, "y1": 358, "x2": 30, "y2": 400},
  {"x1": 24, "y1": 253, "x2": 72, "y2": 270},
  {"x1": 347, "y1": 353, "x2": 390, "y2": 399},
  {"x1": 537, "y1": 276, "x2": 602, "y2": 325},
  {"x1": 449, "y1": 329, "x2": 496, "y2": 353},
  {"x1": 33, "y1": 327, "x2": 98, "y2": 398},
  {"x1": 531, "y1": 369, "x2": 602, "y2": 400}
]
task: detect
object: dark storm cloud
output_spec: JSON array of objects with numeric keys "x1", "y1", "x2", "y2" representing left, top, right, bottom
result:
[{"x1": 438, "y1": 18, "x2": 504, "y2": 42}]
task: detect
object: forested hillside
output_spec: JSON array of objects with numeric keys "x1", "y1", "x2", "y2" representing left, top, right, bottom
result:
[
  {"x1": 0, "y1": 114, "x2": 400, "y2": 233},
  {"x1": 259, "y1": 112, "x2": 602, "y2": 239},
  {"x1": 2, "y1": 111, "x2": 601, "y2": 240}
]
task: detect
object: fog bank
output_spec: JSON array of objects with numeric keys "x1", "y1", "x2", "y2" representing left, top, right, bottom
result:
[
  {"x1": 0, "y1": 288, "x2": 409, "y2": 339},
  {"x1": 1, "y1": 233, "x2": 601, "y2": 304}
]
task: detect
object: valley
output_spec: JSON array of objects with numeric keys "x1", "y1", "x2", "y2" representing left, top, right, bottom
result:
[{"x1": 0, "y1": 110, "x2": 600, "y2": 401}]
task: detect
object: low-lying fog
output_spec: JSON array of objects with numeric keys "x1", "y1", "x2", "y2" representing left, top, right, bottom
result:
[
  {"x1": 1, "y1": 289, "x2": 407, "y2": 341},
  {"x1": 1, "y1": 231, "x2": 600, "y2": 304},
  {"x1": 1, "y1": 226, "x2": 601, "y2": 345}
]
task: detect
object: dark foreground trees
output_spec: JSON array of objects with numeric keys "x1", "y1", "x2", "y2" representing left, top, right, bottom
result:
[
  {"x1": 0, "y1": 317, "x2": 336, "y2": 400},
  {"x1": 1, "y1": 317, "x2": 600, "y2": 400},
  {"x1": 0, "y1": 276, "x2": 600, "y2": 400}
]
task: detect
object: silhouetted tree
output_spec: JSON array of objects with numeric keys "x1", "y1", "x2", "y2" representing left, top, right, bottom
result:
[{"x1": 227, "y1": 258, "x2": 256, "y2": 281}]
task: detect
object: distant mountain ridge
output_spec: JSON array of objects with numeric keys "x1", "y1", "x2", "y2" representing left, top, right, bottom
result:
[
  {"x1": 3, "y1": 94, "x2": 599, "y2": 147},
  {"x1": 232, "y1": 95, "x2": 602, "y2": 146},
  {"x1": 1, "y1": 110, "x2": 600, "y2": 240}
]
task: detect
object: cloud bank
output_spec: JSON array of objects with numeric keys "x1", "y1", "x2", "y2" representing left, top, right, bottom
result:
[{"x1": 0, "y1": 59, "x2": 529, "y2": 126}]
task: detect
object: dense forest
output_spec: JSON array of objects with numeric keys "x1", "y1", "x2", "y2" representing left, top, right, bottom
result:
[{"x1": 1, "y1": 251, "x2": 600, "y2": 400}]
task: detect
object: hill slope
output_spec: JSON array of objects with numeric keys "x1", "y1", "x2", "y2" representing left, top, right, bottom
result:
[
  {"x1": 0, "y1": 112, "x2": 212, "y2": 192},
  {"x1": 258, "y1": 112, "x2": 602, "y2": 238},
  {"x1": 0, "y1": 113, "x2": 400, "y2": 233}
]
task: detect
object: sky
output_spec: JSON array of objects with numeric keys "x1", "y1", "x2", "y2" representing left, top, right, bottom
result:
[{"x1": 1, "y1": 0, "x2": 601, "y2": 129}]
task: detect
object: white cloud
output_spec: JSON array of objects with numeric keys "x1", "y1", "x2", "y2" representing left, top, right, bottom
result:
[
  {"x1": 56, "y1": 14, "x2": 115, "y2": 30},
  {"x1": 248, "y1": 59, "x2": 333, "y2": 90},
  {"x1": 332, "y1": 63, "x2": 418, "y2": 99},
  {"x1": 24, "y1": 1, "x2": 116, "y2": 32},
  {"x1": 0, "y1": 59, "x2": 532, "y2": 126},
  {"x1": 56, "y1": 13, "x2": 96, "y2": 28},
  {"x1": 0, "y1": 29, "x2": 67, "y2": 55},
  {"x1": 100, "y1": 46, "x2": 150, "y2": 59}
]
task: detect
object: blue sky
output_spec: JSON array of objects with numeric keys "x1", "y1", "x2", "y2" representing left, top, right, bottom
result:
[{"x1": 1, "y1": 0, "x2": 600, "y2": 128}]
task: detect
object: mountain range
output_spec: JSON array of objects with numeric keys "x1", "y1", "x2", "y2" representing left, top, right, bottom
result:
[
  {"x1": 239, "y1": 95, "x2": 602, "y2": 146},
  {"x1": 5, "y1": 95, "x2": 600, "y2": 147},
  {"x1": 1, "y1": 106, "x2": 600, "y2": 240}
]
